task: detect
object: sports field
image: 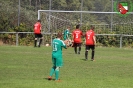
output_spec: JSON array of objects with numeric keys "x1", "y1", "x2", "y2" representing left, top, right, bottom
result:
[{"x1": 0, "y1": 46, "x2": 133, "y2": 88}]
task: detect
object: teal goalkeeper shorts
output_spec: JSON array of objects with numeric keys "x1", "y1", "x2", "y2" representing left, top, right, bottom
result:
[{"x1": 52, "y1": 54, "x2": 63, "y2": 67}]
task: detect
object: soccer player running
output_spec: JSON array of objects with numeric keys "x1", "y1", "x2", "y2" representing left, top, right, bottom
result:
[
  {"x1": 72, "y1": 25, "x2": 83, "y2": 54},
  {"x1": 33, "y1": 20, "x2": 43, "y2": 47},
  {"x1": 48, "y1": 32, "x2": 68, "y2": 82},
  {"x1": 85, "y1": 26, "x2": 96, "y2": 61}
]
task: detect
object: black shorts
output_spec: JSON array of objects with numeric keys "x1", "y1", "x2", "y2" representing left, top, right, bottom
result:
[
  {"x1": 86, "y1": 45, "x2": 95, "y2": 50},
  {"x1": 73, "y1": 43, "x2": 82, "y2": 47},
  {"x1": 35, "y1": 34, "x2": 42, "y2": 38}
]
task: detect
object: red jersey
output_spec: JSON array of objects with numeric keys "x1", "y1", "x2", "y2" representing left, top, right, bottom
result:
[
  {"x1": 72, "y1": 29, "x2": 83, "y2": 43},
  {"x1": 34, "y1": 22, "x2": 41, "y2": 34},
  {"x1": 85, "y1": 29, "x2": 95, "y2": 45}
]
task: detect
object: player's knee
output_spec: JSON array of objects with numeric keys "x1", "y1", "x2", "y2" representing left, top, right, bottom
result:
[
  {"x1": 86, "y1": 50, "x2": 88, "y2": 52},
  {"x1": 55, "y1": 67, "x2": 60, "y2": 71},
  {"x1": 92, "y1": 50, "x2": 95, "y2": 52},
  {"x1": 35, "y1": 38, "x2": 37, "y2": 40}
]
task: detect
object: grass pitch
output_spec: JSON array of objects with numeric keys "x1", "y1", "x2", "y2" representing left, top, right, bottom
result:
[{"x1": 0, "y1": 46, "x2": 133, "y2": 88}]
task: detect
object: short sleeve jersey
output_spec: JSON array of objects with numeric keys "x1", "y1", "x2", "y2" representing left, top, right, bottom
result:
[
  {"x1": 85, "y1": 29, "x2": 95, "y2": 45},
  {"x1": 34, "y1": 22, "x2": 41, "y2": 34},
  {"x1": 52, "y1": 38, "x2": 66, "y2": 56},
  {"x1": 72, "y1": 29, "x2": 83, "y2": 43},
  {"x1": 63, "y1": 29, "x2": 70, "y2": 40}
]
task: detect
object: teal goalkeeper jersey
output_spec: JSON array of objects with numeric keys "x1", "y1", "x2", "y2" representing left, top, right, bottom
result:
[
  {"x1": 63, "y1": 29, "x2": 70, "y2": 40},
  {"x1": 52, "y1": 38, "x2": 66, "y2": 56}
]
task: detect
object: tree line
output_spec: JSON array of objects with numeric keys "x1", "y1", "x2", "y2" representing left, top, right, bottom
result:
[{"x1": 0, "y1": 0, "x2": 133, "y2": 47}]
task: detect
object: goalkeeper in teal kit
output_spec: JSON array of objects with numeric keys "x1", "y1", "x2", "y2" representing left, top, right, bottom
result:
[
  {"x1": 48, "y1": 32, "x2": 68, "y2": 82},
  {"x1": 63, "y1": 26, "x2": 73, "y2": 46},
  {"x1": 63, "y1": 26, "x2": 70, "y2": 40}
]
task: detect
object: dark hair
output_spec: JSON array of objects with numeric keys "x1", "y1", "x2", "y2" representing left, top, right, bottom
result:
[
  {"x1": 76, "y1": 25, "x2": 80, "y2": 29},
  {"x1": 38, "y1": 20, "x2": 41, "y2": 22},
  {"x1": 67, "y1": 26, "x2": 70, "y2": 28},
  {"x1": 57, "y1": 32, "x2": 62, "y2": 38},
  {"x1": 91, "y1": 25, "x2": 94, "y2": 30}
]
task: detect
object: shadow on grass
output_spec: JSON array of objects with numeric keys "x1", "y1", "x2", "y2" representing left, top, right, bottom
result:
[
  {"x1": 80, "y1": 59, "x2": 87, "y2": 61},
  {"x1": 43, "y1": 78, "x2": 55, "y2": 81},
  {"x1": 81, "y1": 59, "x2": 95, "y2": 61}
]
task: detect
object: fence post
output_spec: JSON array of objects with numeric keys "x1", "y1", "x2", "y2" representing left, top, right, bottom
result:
[
  {"x1": 16, "y1": 32, "x2": 18, "y2": 46},
  {"x1": 120, "y1": 34, "x2": 123, "y2": 48}
]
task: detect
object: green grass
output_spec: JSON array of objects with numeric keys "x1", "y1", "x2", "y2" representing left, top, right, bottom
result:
[{"x1": 0, "y1": 46, "x2": 133, "y2": 88}]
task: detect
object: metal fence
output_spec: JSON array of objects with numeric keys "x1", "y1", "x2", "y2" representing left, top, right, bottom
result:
[{"x1": 0, "y1": 32, "x2": 133, "y2": 48}]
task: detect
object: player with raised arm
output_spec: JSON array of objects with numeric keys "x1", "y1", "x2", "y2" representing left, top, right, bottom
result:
[
  {"x1": 85, "y1": 26, "x2": 96, "y2": 61},
  {"x1": 48, "y1": 32, "x2": 68, "y2": 82},
  {"x1": 72, "y1": 25, "x2": 83, "y2": 54}
]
